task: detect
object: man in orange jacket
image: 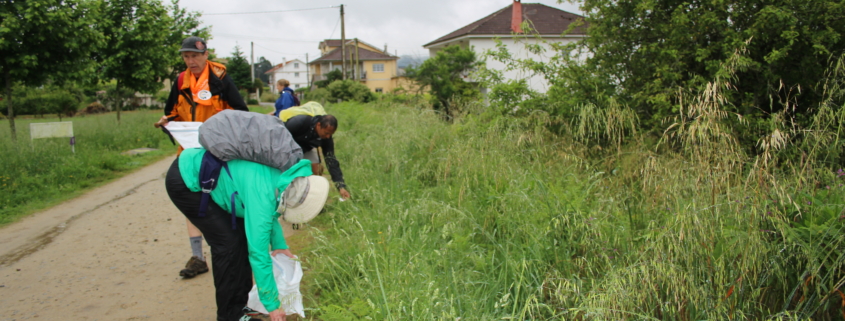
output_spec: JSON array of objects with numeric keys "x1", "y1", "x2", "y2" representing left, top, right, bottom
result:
[{"x1": 155, "y1": 36, "x2": 248, "y2": 280}]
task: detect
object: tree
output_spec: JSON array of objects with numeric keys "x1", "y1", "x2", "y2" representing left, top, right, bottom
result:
[
  {"x1": 0, "y1": 0, "x2": 103, "y2": 140},
  {"x1": 96, "y1": 0, "x2": 172, "y2": 122},
  {"x1": 226, "y1": 45, "x2": 252, "y2": 90},
  {"x1": 253, "y1": 57, "x2": 273, "y2": 84},
  {"x1": 165, "y1": 0, "x2": 211, "y2": 83},
  {"x1": 405, "y1": 45, "x2": 479, "y2": 117},
  {"x1": 570, "y1": 0, "x2": 845, "y2": 133}
]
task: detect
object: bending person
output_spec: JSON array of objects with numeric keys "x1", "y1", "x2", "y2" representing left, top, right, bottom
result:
[
  {"x1": 165, "y1": 148, "x2": 328, "y2": 321},
  {"x1": 284, "y1": 114, "x2": 351, "y2": 199}
]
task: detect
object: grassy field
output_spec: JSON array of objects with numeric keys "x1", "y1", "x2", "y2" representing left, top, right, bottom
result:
[
  {"x1": 0, "y1": 104, "x2": 273, "y2": 226},
  {"x1": 3, "y1": 100, "x2": 842, "y2": 319},
  {"x1": 0, "y1": 110, "x2": 179, "y2": 225},
  {"x1": 302, "y1": 101, "x2": 845, "y2": 320}
]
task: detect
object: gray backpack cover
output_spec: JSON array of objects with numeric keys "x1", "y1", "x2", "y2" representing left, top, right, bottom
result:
[{"x1": 199, "y1": 110, "x2": 303, "y2": 172}]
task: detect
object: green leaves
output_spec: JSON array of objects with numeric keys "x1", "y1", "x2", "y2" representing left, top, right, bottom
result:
[
  {"x1": 226, "y1": 45, "x2": 252, "y2": 90},
  {"x1": 96, "y1": 0, "x2": 172, "y2": 94},
  {"x1": 405, "y1": 45, "x2": 479, "y2": 118},
  {"x1": 572, "y1": 0, "x2": 845, "y2": 135}
]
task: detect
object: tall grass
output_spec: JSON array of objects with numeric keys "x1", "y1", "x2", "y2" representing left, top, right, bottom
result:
[
  {"x1": 0, "y1": 111, "x2": 176, "y2": 225},
  {"x1": 302, "y1": 54, "x2": 845, "y2": 319}
]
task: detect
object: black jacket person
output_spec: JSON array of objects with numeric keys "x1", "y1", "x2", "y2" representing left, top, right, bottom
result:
[{"x1": 283, "y1": 114, "x2": 351, "y2": 199}]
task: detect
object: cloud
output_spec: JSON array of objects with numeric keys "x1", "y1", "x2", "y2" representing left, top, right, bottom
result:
[{"x1": 175, "y1": 0, "x2": 582, "y2": 66}]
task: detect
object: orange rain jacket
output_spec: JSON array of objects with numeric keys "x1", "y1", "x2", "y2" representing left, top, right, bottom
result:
[{"x1": 164, "y1": 61, "x2": 248, "y2": 123}]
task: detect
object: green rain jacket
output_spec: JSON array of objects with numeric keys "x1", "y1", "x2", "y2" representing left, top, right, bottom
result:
[{"x1": 178, "y1": 148, "x2": 312, "y2": 312}]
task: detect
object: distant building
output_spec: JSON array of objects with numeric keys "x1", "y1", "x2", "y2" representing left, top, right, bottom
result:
[
  {"x1": 309, "y1": 39, "x2": 407, "y2": 93},
  {"x1": 265, "y1": 58, "x2": 309, "y2": 94},
  {"x1": 423, "y1": 1, "x2": 587, "y2": 94}
]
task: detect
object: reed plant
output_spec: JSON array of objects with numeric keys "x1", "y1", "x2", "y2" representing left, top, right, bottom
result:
[{"x1": 301, "y1": 54, "x2": 845, "y2": 320}]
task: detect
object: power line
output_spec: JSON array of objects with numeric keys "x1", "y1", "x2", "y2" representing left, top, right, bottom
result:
[
  {"x1": 203, "y1": 5, "x2": 339, "y2": 16},
  {"x1": 253, "y1": 43, "x2": 316, "y2": 57},
  {"x1": 213, "y1": 33, "x2": 319, "y2": 44},
  {"x1": 328, "y1": 16, "x2": 340, "y2": 40}
]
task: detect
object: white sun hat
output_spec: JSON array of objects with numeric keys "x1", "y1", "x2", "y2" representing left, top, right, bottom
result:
[{"x1": 278, "y1": 175, "x2": 330, "y2": 224}]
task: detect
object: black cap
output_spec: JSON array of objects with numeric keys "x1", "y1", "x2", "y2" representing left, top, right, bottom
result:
[{"x1": 179, "y1": 36, "x2": 207, "y2": 53}]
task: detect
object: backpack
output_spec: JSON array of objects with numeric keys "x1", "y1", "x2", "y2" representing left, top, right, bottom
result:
[
  {"x1": 279, "y1": 101, "x2": 327, "y2": 122},
  {"x1": 196, "y1": 110, "x2": 303, "y2": 229},
  {"x1": 283, "y1": 87, "x2": 301, "y2": 107},
  {"x1": 199, "y1": 110, "x2": 303, "y2": 171},
  {"x1": 198, "y1": 151, "x2": 242, "y2": 229}
]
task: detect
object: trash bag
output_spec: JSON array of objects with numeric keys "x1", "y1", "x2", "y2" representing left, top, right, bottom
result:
[
  {"x1": 198, "y1": 110, "x2": 302, "y2": 172},
  {"x1": 279, "y1": 101, "x2": 326, "y2": 122},
  {"x1": 162, "y1": 121, "x2": 203, "y2": 149},
  {"x1": 246, "y1": 253, "x2": 305, "y2": 317}
]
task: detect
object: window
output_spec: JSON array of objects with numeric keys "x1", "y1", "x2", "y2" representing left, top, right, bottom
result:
[
  {"x1": 375, "y1": 88, "x2": 383, "y2": 93},
  {"x1": 373, "y1": 64, "x2": 384, "y2": 72},
  {"x1": 295, "y1": 72, "x2": 300, "y2": 77},
  {"x1": 295, "y1": 84, "x2": 300, "y2": 88},
  {"x1": 294, "y1": 63, "x2": 299, "y2": 68}
]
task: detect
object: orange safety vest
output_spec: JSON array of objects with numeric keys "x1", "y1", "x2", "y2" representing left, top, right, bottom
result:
[{"x1": 166, "y1": 61, "x2": 236, "y2": 123}]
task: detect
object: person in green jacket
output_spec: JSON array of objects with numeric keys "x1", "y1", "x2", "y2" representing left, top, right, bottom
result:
[{"x1": 165, "y1": 148, "x2": 329, "y2": 321}]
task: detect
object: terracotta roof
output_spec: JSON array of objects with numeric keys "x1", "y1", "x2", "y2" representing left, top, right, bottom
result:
[
  {"x1": 310, "y1": 47, "x2": 397, "y2": 63},
  {"x1": 264, "y1": 60, "x2": 305, "y2": 74},
  {"x1": 424, "y1": 3, "x2": 587, "y2": 47}
]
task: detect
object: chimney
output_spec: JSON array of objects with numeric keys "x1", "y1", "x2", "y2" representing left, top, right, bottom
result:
[
  {"x1": 511, "y1": 0, "x2": 523, "y2": 33},
  {"x1": 384, "y1": 44, "x2": 388, "y2": 54}
]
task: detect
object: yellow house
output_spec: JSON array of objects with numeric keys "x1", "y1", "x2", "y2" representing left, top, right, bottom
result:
[{"x1": 309, "y1": 39, "x2": 407, "y2": 93}]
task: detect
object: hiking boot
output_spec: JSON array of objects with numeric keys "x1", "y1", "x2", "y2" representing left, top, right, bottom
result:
[{"x1": 179, "y1": 256, "x2": 208, "y2": 278}]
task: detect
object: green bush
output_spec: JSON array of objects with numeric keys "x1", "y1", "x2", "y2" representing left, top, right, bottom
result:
[
  {"x1": 326, "y1": 80, "x2": 374, "y2": 103},
  {"x1": 8, "y1": 85, "x2": 83, "y2": 120},
  {"x1": 304, "y1": 88, "x2": 330, "y2": 103},
  {"x1": 260, "y1": 90, "x2": 277, "y2": 103},
  {"x1": 154, "y1": 90, "x2": 170, "y2": 105},
  {"x1": 247, "y1": 99, "x2": 259, "y2": 105},
  {"x1": 238, "y1": 89, "x2": 248, "y2": 103}
]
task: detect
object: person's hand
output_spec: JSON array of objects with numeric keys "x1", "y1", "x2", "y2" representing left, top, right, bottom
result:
[
  {"x1": 269, "y1": 308, "x2": 286, "y2": 321},
  {"x1": 339, "y1": 188, "x2": 351, "y2": 200},
  {"x1": 271, "y1": 249, "x2": 294, "y2": 258},
  {"x1": 153, "y1": 116, "x2": 169, "y2": 128}
]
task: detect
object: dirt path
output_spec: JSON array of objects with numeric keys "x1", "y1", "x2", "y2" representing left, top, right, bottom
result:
[{"x1": 0, "y1": 156, "x2": 302, "y2": 321}]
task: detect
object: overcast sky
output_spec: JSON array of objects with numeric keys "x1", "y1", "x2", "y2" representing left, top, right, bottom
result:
[{"x1": 175, "y1": 0, "x2": 583, "y2": 66}]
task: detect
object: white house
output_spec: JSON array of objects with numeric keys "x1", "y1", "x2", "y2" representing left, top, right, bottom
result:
[
  {"x1": 265, "y1": 58, "x2": 309, "y2": 93},
  {"x1": 423, "y1": 0, "x2": 587, "y2": 94}
]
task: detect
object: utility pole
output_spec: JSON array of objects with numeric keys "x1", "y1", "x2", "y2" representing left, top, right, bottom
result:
[
  {"x1": 354, "y1": 38, "x2": 360, "y2": 80},
  {"x1": 340, "y1": 4, "x2": 346, "y2": 80},
  {"x1": 250, "y1": 42, "x2": 256, "y2": 99},
  {"x1": 306, "y1": 53, "x2": 310, "y2": 89}
]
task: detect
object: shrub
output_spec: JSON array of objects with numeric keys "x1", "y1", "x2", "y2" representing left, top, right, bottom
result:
[
  {"x1": 326, "y1": 80, "x2": 374, "y2": 103},
  {"x1": 154, "y1": 90, "x2": 170, "y2": 105},
  {"x1": 260, "y1": 90, "x2": 277, "y2": 103},
  {"x1": 247, "y1": 99, "x2": 259, "y2": 105},
  {"x1": 304, "y1": 88, "x2": 330, "y2": 102}
]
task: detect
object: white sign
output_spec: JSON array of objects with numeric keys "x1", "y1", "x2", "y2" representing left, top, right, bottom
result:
[
  {"x1": 30, "y1": 122, "x2": 75, "y2": 153},
  {"x1": 30, "y1": 122, "x2": 74, "y2": 139}
]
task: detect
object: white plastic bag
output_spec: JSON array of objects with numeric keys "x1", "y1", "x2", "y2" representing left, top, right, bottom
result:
[
  {"x1": 247, "y1": 253, "x2": 305, "y2": 317},
  {"x1": 163, "y1": 121, "x2": 203, "y2": 149}
]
